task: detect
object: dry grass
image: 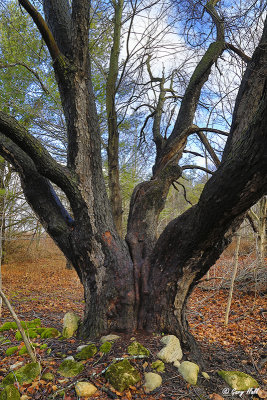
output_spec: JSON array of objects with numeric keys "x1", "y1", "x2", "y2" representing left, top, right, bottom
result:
[{"x1": 3, "y1": 234, "x2": 64, "y2": 263}]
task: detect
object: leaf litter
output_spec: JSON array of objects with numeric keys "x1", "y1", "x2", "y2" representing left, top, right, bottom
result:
[{"x1": 0, "y1": 249, "x2": 266, "y2": 399}]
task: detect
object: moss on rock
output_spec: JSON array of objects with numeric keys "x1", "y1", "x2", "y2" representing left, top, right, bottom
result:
[
  {"x1": 15, "y1": 329, "x2": 38, "y2": 341},
  {"x1": 75, "y1": 344, "x2": 97, "y2": 360},
  {"x1": 2, "y1": 362, "x2": 41, "y2": 386},
  {"x1": 144, "y1": 372, "x2": 162, "y2": 393},
  {"x1": 0, "y1": 384, "x2": 20, "y2": 400},
  {"x1": 0, "y1": 319, "x2": 41, "y2": 332},
  {"x1": 218, "y1": 370, "x2": 259, "y2": 390},
  {"x1": 5, "y1": 346, "x2": 18, "y2": 356},
  {"x1": 151, "y1": 360, "x2": 165, "y2": 372},
  {"x1": 178, "y1": 361, "x2": 199, "y2": 385},
  {"x1": 24, "y1": 319, "x2": 41, "y2": 328},
  {"x1": 18, "y1": 346, "x2": 28, "y2": 356},
  {"x1": 40, "y1": 328, "x2": 60, "y2": 338},
  {"x1": 127, "y1": 341, "x2": 150, "y2": 357},
  {"x1": 58, "y1": 359, "x2": 84, "y2": 377},
  {"x1": 0, "y1": 322, "x2": 17, "y2": 332},
  {"x1": 62, "y1": 312, "x2": 80, "y2": 338},
  {"x1": 100, "y1": 334, "x2": 120, "y2": 344},
  {"x1": 100, "y1": 342, "x2": 112, "y2": 354},
  {"x1": 75, "y1": 382, "x2": 97, "y2": 397},
  {"x1": 105, "y1": 359, "x2": 140, "y2": 392},
  {"x1": 42, "y1": 372, "x2": 54, "y2": 381}
]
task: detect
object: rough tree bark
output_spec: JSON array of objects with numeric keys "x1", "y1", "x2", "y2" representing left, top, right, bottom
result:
[
  {"x1": 0, "y1": 0, "x2": 266, "y2": 351},
  {"x1": 106, "y1": 0, "x2": 124, "y2": 236}
]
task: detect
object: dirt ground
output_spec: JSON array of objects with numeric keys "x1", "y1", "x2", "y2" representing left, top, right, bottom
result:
[{"x1": 0, "y1": 239, "x2": 266, "y2": 399}]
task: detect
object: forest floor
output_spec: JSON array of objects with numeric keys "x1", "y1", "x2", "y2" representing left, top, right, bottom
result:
[{"x1": 0, "y1": 239, "x2": 266, "y2": 400}]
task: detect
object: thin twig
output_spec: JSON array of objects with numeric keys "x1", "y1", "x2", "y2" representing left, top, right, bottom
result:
[{"x1": 0, "y1": 288, "x2": 37, "y2": 362}]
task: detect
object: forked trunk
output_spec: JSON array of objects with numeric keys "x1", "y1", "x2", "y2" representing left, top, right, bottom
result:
[{"x1": 0, "y1": 0, "x2": 265, "y2": 356}]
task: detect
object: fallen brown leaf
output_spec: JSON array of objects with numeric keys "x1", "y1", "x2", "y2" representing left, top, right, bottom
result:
[
  {"x1": 209, "y1": 393, "x2": 225, "y2": 400},
  {"x1": 258, "y1": 389, "x2": 267, "y2": 399}
]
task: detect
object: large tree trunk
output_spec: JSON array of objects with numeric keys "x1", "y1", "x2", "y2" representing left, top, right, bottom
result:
[
  {"x1": 140, "y1": 64, "x2": 267, "y2": 343},
  {"x1": 70, "y1": 227, "x2": 136, "y2": 337},
  {"x1": 0, "y1": 0, "x2": 266, "y2": 351}
]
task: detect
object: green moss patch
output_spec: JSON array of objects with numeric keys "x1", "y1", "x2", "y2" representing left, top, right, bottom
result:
[
  {"x1": 5, "y1": 346, "x2": 18, "y2": 356},
  {"x1": 42, "y1": 372, "x2": 54, "y2": 381},
  {"x1": 75, "y1": 344, "x2": 97, "y2": 360},
  {"x1": 15, "y1": 329, "x2": 36, "y2": 341},
  {"x1": 127, "y1": 341, "x2": 150, "y2": 357},
  {"x1": 58, "y1": 359, "x2": 84, "y2": 378},
  {"x1": 100, "y1": 341, "x2": 112, "y2": 354},
  {"x1": 218, "y1": 370, "x2": 259, "y2": 391},
  {"x1": 0, "y1": 384, "x2": 20, "y2": 400},
  {"x1": 151, "y1": 360, "x2": 165, "y2": 372},
  {"x1": 105, "y1": 359, "x2": 141, "y2": 392},
  {"x1": 18, "y1": 344, "x2": 37, "y2": 356},
  {"x1": 0, "y1": 319, "x2": 41, "y2": 332},
  {"x1": 40, "y1": 328, "x2": 60, "y2": 338},
  {"x1": 2, "y1": 362, "x2": 41, "y2": 386},
  {"x1": 0, "y1": 322, "x2": 17, "y2": 332}
]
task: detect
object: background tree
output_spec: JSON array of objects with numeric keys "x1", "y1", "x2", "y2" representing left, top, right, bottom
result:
[
  {"x1": 247, "y1": 196, "x2": 267, "y2": 268},
  {"x1": 0, "y1": 0, "x2": 266, "y2": 355}
]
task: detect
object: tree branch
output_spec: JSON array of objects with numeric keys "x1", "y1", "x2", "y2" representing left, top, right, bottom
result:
[
  {"x1": 0, "y1": 289, "x2": 37, "y2": 363},
  {"x1": 0, "y1": 134, "x2": 73, "y2": 257},
  {"x1": 183, "y1": 149, "x2": 204, "y2": 158},
  {"x1": 182, "y1": 165, "x2": 214, "y2": 175},
  {"x1": 139, "y1": 111, "x2": 156, "y2": 143},
  {"x1": 0, "y1": 61, "x2": 49, "y2": 94},
  {"x1": 173, "y1": 181, "x2": 193, "y2": 206},
  {"x1": 18, "y1": 0, "x2": 61, "y2": 61},
  {"x1": 225, "y1": 42, "x2": 251, "y2": 63},
  {"x1": 0, "y1": 111, "x2": 82, "y2": 216},
  {"x1": 223, "y1": 17, "x2": 267, "y2": 160},
  {"x1": 196, "y1": 131, "x2": 221, "y2": 168},
  {"x1": 152, "y1": 20, "x2": 267, "y2": 284},
  {"x1": 146, "y1": 55, "x2": 163, "y2": 82},
  {"x1": 193, "y1": 127, "x2": 229, "y2": 136},
  {"x1": 246, "y1": 211, "x2": 258, "y2": 233},
  {"x1": 153, "y1": 0, "x2": 225, "y2": 174}
]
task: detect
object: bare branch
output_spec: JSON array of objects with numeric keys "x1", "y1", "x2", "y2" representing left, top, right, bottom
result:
[
  {"x1": 0, "y1": 61, "x2": 49, "y2": 93},
  {"x1": 183, "y1": 149, "x2": 204, "y2": 158},
  {"x1": 182, "y1": 165, "x2": 214, "y2": 175},
  {"x1": 0, "y1": 289, "x2": 37, "y2": 363},
  {"x1": 173, "y1": 181, "x2": 193, "y2": 206},
  {"x1": 225, "y1": 42, "x2": 252, "y2": 63},
  {"x1": 153, "y1": 0, "x2": 225, "y2": 174},
  {"x1": 0, "y1": 134, "x2": 74, "y2": 256},
  {"x1": 193, "y1": 127, "x2": 229, "y2": 136},
  {"x1": 0, "y1": 111, "x2": 81, "y2": 213},
  {"x1": 196, "y1": 131, "x2": 221, "y2": 168},
  {"x1": 18, "y1": 0, "x2": 61, "y2": 61},
  {"x1": 139, "y1": 111, "x2": 156, "y2": 143},
  {"x1": 246, "y1": 211, "x2": 258, "y2": 233},
  {"x1": 146, "y1": 55, "x2": 163, "y2": 82}
]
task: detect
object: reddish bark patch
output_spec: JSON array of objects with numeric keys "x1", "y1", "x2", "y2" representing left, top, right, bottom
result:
[{"x1": 102, "y1": 231, "x2": 113, "y2": 247}]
